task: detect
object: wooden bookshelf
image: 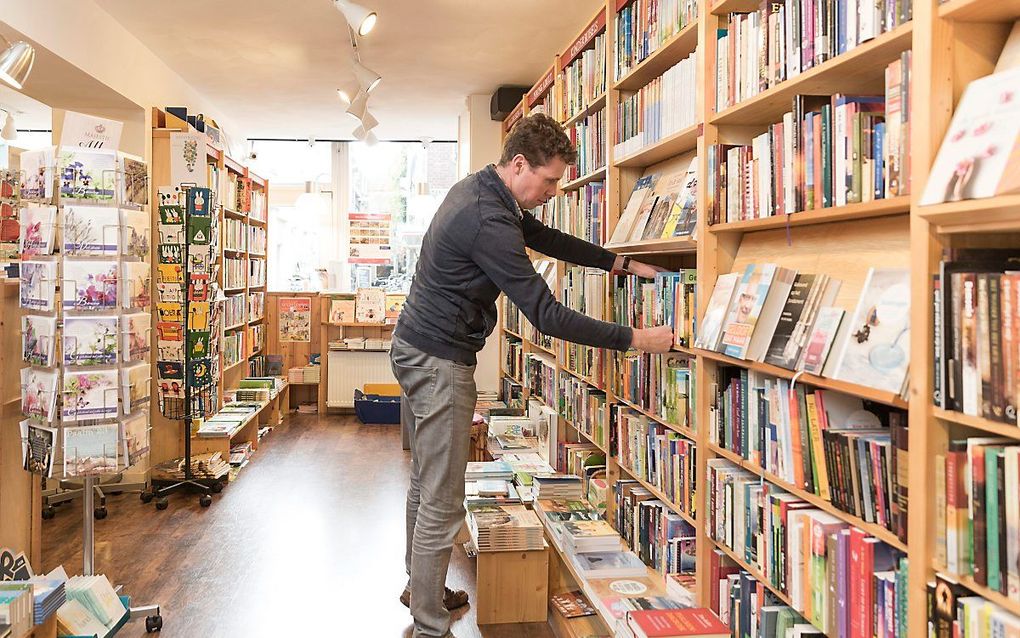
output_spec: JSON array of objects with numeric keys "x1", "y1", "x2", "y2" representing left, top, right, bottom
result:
[
  {"x1": 560, "y1": 414, "x2": 607, "y2": 453},
  {"x1": 709, "y1": 196, "x2": 912, "y2": 234},
  {"x1": 932, "y1": 408, "x2": 1020, "y2": 440},
  {"x1": 614, "y1": 394, "x2": 696, "y2": 442},
  {"x1": 613, "y1": 124, "x2": 700, "y2": 168},
  {"x1": 562, "y1": 92, "x2": 607, "y2": 129},
  {"x1": 561, "y1": 167, "x2": 608, "y2": 192},
  {"x1": 938, "y1": 0, "x2": 1020, "y2": 22},
  {"x1": 559, "y1": 365, "x2": 605, "y2": 391},
  {"x1": 614, "y1": 21, "x2": 699, "y2": 91},
  {"x1": 915, "y1": 194, "x2": 1020, "y2": 233},
  {"x1": 930, "y1": 566, "x2": 1020, "y2": 617},
  {"x1": 616, "y1": 462, "x2": 696, "y2": 526},
  {"x1": 606, "y1": 236, "x2": 697, "y2": 255}
]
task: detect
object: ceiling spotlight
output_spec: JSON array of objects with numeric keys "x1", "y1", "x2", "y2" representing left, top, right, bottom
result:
[
  {"x1": 361, "y1": 110, "x2": 378, "y2": 131},
  {"x1": 334, "y1": 1, "x2": 377, "y2": 36},
  {"x1": 345, "y1": 91, "x2": 368, "y2": 121},
  {"x1": 364, "y1": 131, "x2": 378, "y2": 146},
  {"x1": 1, "y1": 111, "x2": 15, "y2": 141},
  {"x1": 337, "y1": 88, "x2": 351, "y2": 104},
  {"x1": 0, "y1": 40, "x2": 34, "y2": 90},
  {"x1": 352, "y1": 124, "x2": 367, "y2": 141},
  {"x1": 352, "y1": 59, "x2": 382, "y2": 93}
]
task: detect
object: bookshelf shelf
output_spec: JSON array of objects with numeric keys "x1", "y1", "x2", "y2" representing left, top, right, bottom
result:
[
  {"x1": 614, "y1": 394, "x2": 696, "y2": 442},
  {"x1": 694, "y1": 348, "x2": 909, "y2": 408},
  {"x1": 225, "y1": 323, "x2": 246, "y2": 331},
  {"x1": 224, "y1": 358, "x2": 246, "y2": 373},
  {"x1": 249, "y1": 219, "x2": 267, "y2": 228},
  {"x1": 502, "y1": 327, "x2": 524, "y2": 340},
  {"x1": 617, "y1": 462, "x2": 696, "y2": 526},
  {"x1": 930, "y1": 566, "x2": 1020, "y2": 617},
  {"x1": 915, "y1": 194, "x2": 1020, "y2": 233},
  {"x1": 612, "y1": 125, "x2": 700, "y2": 168},
  {"x1": 709, "y1": 0, "x2": 762, "y2": 15},
  {"x1": 223, "y1": 208, "x2": 246, "y2": 220},
  {"x1": 323, "y1": 321, "x2": 396, "y2": 328},
  {"x1": 561, "y1": 167, "x2": 608, "y2": 192},
  {"x1": 607, "y1": 236, "x2": 697, "y2": 256},
  {"x1": 525, "y1": 337, "x2": 558, "y2": 358},
  {"x1": 708, "y1": 196, "x2": 912, "y2": 234},
  {"x1": 709, "y1": 538, "x2": 798, "y2": 610},
  {"x1": 249, "y1": 317, "x2": 264, "y2": 325},
  {"x1": 559, "y1": 365, "x2": 605, "y2": 391},
  {"x1": 225, "y1": 286, "x2": 245, "y2": 293},
  {"x1": 613, "y1": 21, "x2": 700, "y2": 91},
  {"x1": 933, "y1": 408, "x2": 1020, "y2": 440},
  {"x1": 938, "y1": 0, "x2": 1020, "y2": 22},
  {"x1": 224, "y1": 248, "x2": 245, "y2": 255},
  {"x1": 563, "y1": 92, "x2": 608, "y2": 129},
  {"x1": 710, "y1": 22, "x2": 914, "y2": 126},
  {"x1": 561, "y1": 414, "x2": 607, "y2": 453}
]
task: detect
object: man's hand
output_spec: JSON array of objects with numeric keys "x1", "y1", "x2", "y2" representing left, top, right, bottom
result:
[
  {"x1": 630, "y1": 326, "x2": 674, "y2": 353},
  {"x1": 613, "y1": 256, "x2": 668, "y2": 279}
]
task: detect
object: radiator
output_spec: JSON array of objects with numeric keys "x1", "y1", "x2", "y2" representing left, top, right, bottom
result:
[{"x1": 327, "y1": 350, "x2": 397, "y2": 408}]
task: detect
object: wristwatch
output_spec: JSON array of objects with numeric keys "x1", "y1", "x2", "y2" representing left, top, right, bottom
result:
[{"x1": 621, "y1": 256, "x2": 632, "y2": 272}]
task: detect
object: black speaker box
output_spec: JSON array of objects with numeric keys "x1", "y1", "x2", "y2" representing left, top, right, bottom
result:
[{"x1": 490, "y1": 86, "x2": 529, "y2": 121}]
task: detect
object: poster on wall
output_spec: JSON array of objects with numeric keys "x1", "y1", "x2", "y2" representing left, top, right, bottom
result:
[
  {"x1": 278, "y1": 297, "x2": 312, "y2": 342},
  {"x1": 170, "y1": 132, "x2": 208, "y2": 189},
  {"x1": 347, "y1": 212, "x2": 392, "y2": 264}
]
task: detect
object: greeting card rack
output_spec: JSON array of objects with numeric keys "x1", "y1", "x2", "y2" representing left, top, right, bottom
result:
[{"x1": 151, "y1": 184, "x2": 222, "y2": 510}]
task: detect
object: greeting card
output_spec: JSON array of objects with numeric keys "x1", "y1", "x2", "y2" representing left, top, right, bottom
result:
[
  {"x1": 157, "y1": 263, "x2": 183, "y2": 285},
  {"x1": 157, "y1": 282, "x2": 184, "y2": 304},
  {"x1": 21, "y1": 420, "x2": 56, "y2": 477},
  {"x1": 121, "y1": 413, "x2": 149, "y2": 467},
  {"x1": 63, "y1": 316, "x2": 119, "y2": 366},
  {"x1": 187, "y1": 331, "x2": 210, "y2": 359},
  {"x1": 63, "y1": 423, "x2": 120, "y2": 477},
  {"x1": 158, "y1": 243, "x2": 183, "y2": 264},
  {"x1": 187, "y1": 187, "x2": 211, "y2": 217},
  {"x1": 188, "y1": 358, "x2": 213, "y2": 387},
  {"x1": 18, "y1": 205, "x2": 56, "y2": 256},
  {"x1": 22, "y1": 315, "x2": 57, "y2": 366},
  {"x1": 170, "y1": 132, "x2": 207, "y2": 188},
  {"x1": 121, "y1": 156, "x2": 148, "y2": 206},
  {"x1": 59, "y1": 149, "x2": 117, "y2": 200},
  {"x1": 157, "y1": 361, "x2": 185, "y2": 400},
  {"x1": 157, "y1": 302, "x2": 183, "y2": 323},
  {"x1": 20, "y1": 148, "x2": 55, "y2": 200},
  {"x1": 121, "y1": 261, "x2": 151, "y2": 310},
  {"x1": 157, "y1": 337, "x2": 184, "y2": 363},
  {"x1": 63, "y1": 260, "x2": 118, "y2": 310},
  {"x1": 121, "y1": 362, "x2": 150, "y2": 415},
  {"x1": 121, "y1": 208, "x2": 150, "y2": 259},
  {"x1": 61, "y1": 369, "x2": 119, "y2": 422},
  {"x1": 188, "y1": 301, "x2": 210, "y2": 331},
  {"x1": 187, "y1": 215, "x2": 211, "y2": 245},
  {"x1": 122, "y1": 312, "x2": 151, "y2": 363},
  {"x1": 21, "y1": 367, "x2": 58, "y2": 422},
  {"x1": 64, "y1": 205, "x2": 120, "y2": 255},
  {"x1": 19, "y1": 261, "x2": 57, "y2": 311}
]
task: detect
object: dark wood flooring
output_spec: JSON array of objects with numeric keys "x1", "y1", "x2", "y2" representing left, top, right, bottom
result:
[{"x1": 42, "y1": 414, "x2": 555, "y2": 638}]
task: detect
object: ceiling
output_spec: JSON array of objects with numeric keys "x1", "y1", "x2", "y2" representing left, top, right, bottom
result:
[{"x1": 93, "y1": 0, "x2": 604, "y2": 142}]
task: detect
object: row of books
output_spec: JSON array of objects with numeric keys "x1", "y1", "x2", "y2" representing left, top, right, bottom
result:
[
  {"x1": 697, "y1": 264, "x2": 911, "y2": 395},
  {"x1": 709, "y1": 57, "x2": 911, "y2": 226},
  {"x1": 713, "y1": 0, "x2": 912, "y2": 112},
  {"x1": 615, "y1": 406, "x2": 697, "y2": 515},
  {"x1": 565, "y1": 109, "x2": 607, "y2": 182},
  {"x1": 248, "y1": 290, "x2": 265, "y2": 323},
  {"x1": 560, "y1": 265, "x2": 607, "y2": 381},
  {"x1": 248, "y1": 257, "x2": 266, "y2": 288},
  {"x1": 533, "y1": 182, "x2": 606, "y2": 245},
  {"x1": 612, "y1": 270, "x2": 697, "y2": 349},
  {"x1": 562, "y1": 30, "x2": 607, "y2": 121},
  {"x1": 524, "y1": 352, "x2": 557, "y2": 407},
  {"x1": 711, "y1": 366, "x2": 909, "y2": 541},
  {"x1": 248, "y1": 354, "x2": 267, "y2": 377},
  {"x1": 223, "y1": 217, "x2": 247, "y2": 252},
  {"x1": 502, "y1": 296, "x2": 523, "y2": 335},
  {"x1": 558, "y1": 374, "x2": 608, "y2": 448},
  {"x1": 223, "y1": 331, "x2": 244, "y2": 369},
  {"x1": 249, "y1": 187, "x2": 266, "y2": 223},
  {"x1": 225, "y1": 172, "x2": 248, "y2": 214},
  {"x1": 610, "y1": 157, "x2": 698, "y2": 245},
  {"x1": 224, "y1": 294, "x2": 246, "y2": 328},
  {"x1": 933, "y1": 250, "x2": 1020, "y2": 422},
  {"x1": 224, "y1": 257, "x2": 245, "y2": 289},
  {"x1": 250, "y1": 323, "x2": 266, "y2": 354},
  {"x1": 615, "y1": 50, "x2": 698, "y2": 159},
  {"x1": 935, "y1": 439, "x2": 1020, "y2": 599},
  {"x1": 614, "y1": 0, "x2": 698, "y2": 81},
  {"x1": 930, "y1": 573, "x2": 1020, "y2": 637},
  {"x1": 708, "y1": 459, "x2": 908, "y2": 637},
  {"x1": 613, "y1": 352, "x2": 694, "y2": 428},
  {"x1": 503, "y1": 334, "x2": 523, "y2": 381},
  {"x1": 248, "y1": 225, "x2": 267, "y2": 255},
  {"x1": 614, "y1": 479, "x2": 696, "y2": 576}
]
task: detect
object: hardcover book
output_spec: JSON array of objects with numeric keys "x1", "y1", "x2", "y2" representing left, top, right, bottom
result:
[
  {"x1": 20, "y1": 367, "x2": 58, "y2": 422},
  {"x1": 694, "y1": 272, "x2": 740, "y2": 351},
  {"x1": 21, "y1": 315, "x2": 57, "y2": 366},
  {"x1": 61, "y1": 370, "x2": 119, "y2": 422},
  {"x1": 18, "y1": 205, "x2": 56, "y2": 256},
  {"x1": 19, "y1": 261, "x2": 57, "y2": 311},
  {"x1": 63, "y1": 423, "x2": 120, "y2": 477},
  {"x1": 63, "y1": 317, "x2": 119, "y2": 367},
  {"x1": 63, "y1": 260, "x2": 118, "y2": 311}
]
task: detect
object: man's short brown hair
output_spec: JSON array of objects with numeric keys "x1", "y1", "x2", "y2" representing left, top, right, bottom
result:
[{"x1": 499, "y1": 113, "x2": 578, "y2": 167}]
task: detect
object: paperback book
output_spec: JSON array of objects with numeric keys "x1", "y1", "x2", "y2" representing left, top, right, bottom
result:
[
  {"x1": 63, "y1": 205, "x2": 120, "y2": 255},
  {"x1": 63, "y1": 424, "x2": 120, "y2": 477},
  {"x1": 21, "y1": 315, "x2": 56, "y2": 366},
  {"x1": 61, "y1": 370, "x2": 119, "y2": 422},
  {"x1": 695, "y1": 272, "x2": 740, "y2": 351},
  {"x1": 62, "y1": 317, "x2": 119, "y2": 367},
  {"x1": 62, "y1": 260, "x2": 118, "y2": 311}
]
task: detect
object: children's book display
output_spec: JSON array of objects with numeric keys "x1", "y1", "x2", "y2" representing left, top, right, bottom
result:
[{"x1": 16, "y1": 147, "x2": 153, "y2": 480}]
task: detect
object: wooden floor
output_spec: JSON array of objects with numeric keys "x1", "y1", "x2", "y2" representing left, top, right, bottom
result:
[{"x1": 42, "y1": 414, "x2": 555, "y2": 638}]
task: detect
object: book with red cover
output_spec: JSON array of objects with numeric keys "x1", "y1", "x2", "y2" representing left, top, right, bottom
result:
[{"x1": 626, "y1": 607, "x2": 729, "y2": 638}]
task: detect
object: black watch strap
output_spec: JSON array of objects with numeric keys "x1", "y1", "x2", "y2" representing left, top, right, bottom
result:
[{"x1": 621, "y1": 256, "x2": 632, "y2": 272}]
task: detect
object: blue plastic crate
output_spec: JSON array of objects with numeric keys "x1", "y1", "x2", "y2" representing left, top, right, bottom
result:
[{"x1": 353, "y1": 390, "x2": 400, "y2": 424}]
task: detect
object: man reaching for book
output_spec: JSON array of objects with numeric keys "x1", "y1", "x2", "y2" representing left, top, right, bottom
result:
[{"x1": 391, "y1": 113, "x2": 673, "y2": 638}]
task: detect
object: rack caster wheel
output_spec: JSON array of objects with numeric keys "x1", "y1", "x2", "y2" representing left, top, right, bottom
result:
[
  {"x1": 211, "y1": 481, "x2": 224, "y2": 494},
  {"x1": 93, "y1": 507, "x2": 108, "y2": 520},
  {"x1": 41, "y1": 506, "x2": 55, "y2": 520},
  {"x1": 140, "y1": 491, "x2": 154, "y2": 504},
  {"x1": 199, "y1": 494, "x2": 212, "y2": 507},
  {"x1": 155, "y1": 497, "x2": 169, "y2": 511},
  {"x1": 145, "y1": 614, "x2": 162, "y2": 632}
]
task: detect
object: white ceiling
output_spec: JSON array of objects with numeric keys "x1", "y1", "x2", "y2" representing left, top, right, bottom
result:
[{"x1": 93, "y1": 0, "x2": 604, "y2": 142}]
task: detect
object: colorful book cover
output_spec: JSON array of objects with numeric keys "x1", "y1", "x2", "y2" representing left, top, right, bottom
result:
[
  {"x1": 122, "y1": 312, "x2": 151, "y2": 363},
  {"x1": 63, "y1": 423, "x2": 120, "y2": 477},
  {"x1": 832, "y1": 268, "x2": 911, "y2": 393},
  {"x1": 18, "y1": 205, "x2": 56, "y2": 256},
  {"x1": 62, "y1": 369, "x2": 119, "y2": 422},
  {"x1": 20, "y1": 147, "x2": 55, "y2": 200},
  {"x1": 799, "y1": 307, "x2": 845, "y2": 375},
  {"x1": 121, "y1": 362, "x2": 150, "y2": 415},
  {"x1": 62, "y1": 260, "x2": 118, "y2": 310},
  {"x1": 122, "y1": 412, "x2": 149, "y2": 467},
  {"x1": 20, "y1": 366, "x2": 58, "y2": 422},
  {"x1": 121, "y1": 261, "x2": 151, "y2": 310},
  {"x1": 355, "y1": 288, "x2": 385, "y2": 323},
  {"x1": 328, "y1": 298, "x2": 356, "y2": 323},
  {"x1": 121, "y1": 208, "x2": 151, "y2": 259},
  {"x1": 22, "y1": 315, "x2": 57, "y2": 366},
  {"x1": 21, "y1": 420, "x2": 56, "y2": 478},
  {"x1": 609, "y1": 174, "x2": 658, "y2": 245},
  {"x1": 764, "y1": 274, "x2": 817, "y2": 369},
  {"x1": 64, "y1": 205, "x2": 120, "y2": 255},
  {"x1": 694, "y1": 272, "x2": 740, "y2": 351},
  {"x1": 59, "y1": 149, "x2": 117, "y2": 200},
  {"x1": 720, "y1": 264, "x2": 778, "y2": 359},
  {"x1": 19, "y1": 260, "x2": 57, "y2": 311},
  {"x1": 63, "y1": 316, "x2": 119, "y2": 366}
]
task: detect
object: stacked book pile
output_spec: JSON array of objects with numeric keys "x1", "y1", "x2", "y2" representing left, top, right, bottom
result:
[
  {"x1": 197, "y1": 403, "x2": 259, "y2": 438},
  {"x1": 561, "y1": 519, "x2": 621, "y2": 554},
  {"x1": 58, "y1": 575, "x2": 126, "y2": 636},
  {"x1": 465, "y1": 480, "x2": 521, "y2": 508},
  {"x1": 152, "y1": 452, "x2": 230, "y2": 481},
  {"x1": 229, "y1": 442, "x2": 253, "y2": 466},
  {"x1": 9, "y1": 578, "x2": 65, "y2": 625},
  {"x1": 468, "y1": 504, "x2": 545, "y2": 552},
  {"x1": 0, "y1": 586, "x2": 31, "y2": 638},
  {"x1": 465, "y1": 460, "x2": 513, "y2": 482},
  {"x1": 296, "y1": 402, "x2": 317, "y2": 414},
  {"x1": 533, "y1": 473, "x2": 584, "y2": 500}
]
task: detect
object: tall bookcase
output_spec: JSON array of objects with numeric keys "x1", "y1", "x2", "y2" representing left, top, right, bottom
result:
[{"x1": 495, "y1": 0, "x2": 1020, "y2": 635}]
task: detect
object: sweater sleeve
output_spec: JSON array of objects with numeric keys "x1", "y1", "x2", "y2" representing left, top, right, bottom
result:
[
  {"x1": 520, "y1": 210, "x2": 618, "y2": 271},
  {"x1": 472, "y1": 212, "x2": 632, "y2": 351}
]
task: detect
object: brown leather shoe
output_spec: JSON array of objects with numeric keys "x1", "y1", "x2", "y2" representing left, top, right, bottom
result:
[{"x1": 400, "y1": 587, "x2": 470, "y2": 610}]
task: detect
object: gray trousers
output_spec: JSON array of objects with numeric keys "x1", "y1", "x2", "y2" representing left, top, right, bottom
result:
[{"x1": 390, "y1": 335, "x2": 476, "y2": 638}]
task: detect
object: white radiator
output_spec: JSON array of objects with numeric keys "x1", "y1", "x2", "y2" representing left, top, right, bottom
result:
[{"x1": 327, "y1": 350, "x2": 397, "y2": 408}]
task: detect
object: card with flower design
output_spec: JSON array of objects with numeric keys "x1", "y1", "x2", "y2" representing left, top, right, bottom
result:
[
  {"x1": 20, "y1": 366, "x2": 58, "y2": 422},
  {"x1": 20, "y1": 148, "x2": 55, "y2": 200},
  {"x1": 22, "y1": 315, "x2": 57, "y2": 366},
  {"x1": 63, "y1": 423, "x2": 120, "y2": 477},
  {"x1": 18, "y1": 205, "x2": 56, "y2": 256},
  {"x1": 170, "y1": 132, "x2": 207, "y2": 188},
  {"x1": 121, "y1": 156, "x2": 148, "y2": 206},
  {"x1": 64, "y1": 205, "x2": 120, "y2": 255},
  {"x1": 121, "y1": 412, "x2": 149, "y2": 467},
  {"x1": 58, "y1": 149, "x2": 116, "y2": 200},
  {"x1": 122, "y1": 312, "x2": 151, "y2": 363},
  {"x1": 121, "y1": 362, "x2": 150, "y2": 415},
  {"x1": 120, "y1": 208, "x2": 150, "y2": 259},
  {"x1": 63, "y1": 316, "x2": 119, "y2": 367},
  {"x1": 19, "y1": 261, "x2": 57, "y2": 311},
  {"x1": 61, "y1": 369, "x2": 119, "y2": 422},
  {"x1": 121, "y1": 261, "x2": 151, "y2": 310},
  {"x1": 62, "y1": 260, "x2": 118, "y2": 311}
]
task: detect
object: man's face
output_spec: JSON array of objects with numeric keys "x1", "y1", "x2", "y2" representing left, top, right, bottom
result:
[{"x1": 510, "y1": 155, "x2": 567, "y2": 210}]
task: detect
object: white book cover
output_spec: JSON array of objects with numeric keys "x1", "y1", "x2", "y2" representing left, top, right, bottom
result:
[
  {"x1": 20, "y1": 147, "x2": 55, "y2": 200},
  {"x1": 22, "y1": 315, "x2": 57, "y2": 366},
  {"x1": 695, "y1": 272, "x2": 740, "y2": 351},
  {"x1": 122, "y1": 312, "x2": 151, "y2": 363},
  {"x1": 18, "y1": 205, "x2": 56, "y2": 256},
  {"x1": 63, "y1": 316, "x2": 119, "y2": 367},
  {"x1": 609, "y1": 182, "x2": 654, "y2": 245},
  {"x1": 63, "y1": 423, "x2": 120, "y2": 477},
  {"x1": 21, "y1": 366, "x2": 58, "y2": 422},
  {"x1": 355, "y1": 287, "x2": 385, "y2": 323},
  {"x1": 832, "y1": 268, "x2": 911, "y2": 393},
  {"x1": 58, "y1": 148, "x2": 117, "y2": 200},
  {"x1": 63, "y1": 260, "x2": 118, "y2": 311},
  {"x1": 122, "y1": 412, "x2": 149, "y2": 467},
  {"x1": 121, "y1": 208, "x2": 151, "y2": 259},
  {"x1": 19, "y1": 261, "x2": 57, "y2": 311},
  {"x1": 121, "y1": 362, "x2": 150, "y2": 415},
  {"x1": 61, "y1": 369, "x2": 119, "y2": 422},
  {"x1": 63, "y1": 205, "x2": 120, "y2": 255},
  {"x1": 121, "y1": 261, "x2": 151, "y2": 310}
]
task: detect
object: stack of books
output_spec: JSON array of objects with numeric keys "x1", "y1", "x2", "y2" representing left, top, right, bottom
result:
[
  {"x1": 533, "y1": 473, "x2": 584, "y2": 500},
  {"x1": 4, "y1": 578, "x2": 65, "y2": 625},
  {"x1": 572, "y1": 550, "x2": 647, "y2": 579},
  {"x1": 465, "y1": 481, "x2": 522, "y2": 508},
  {"x1": 0, "y1": 586, "x2": 31, "y2": 638},
  {"x1": 561, "y1": 519, "x2": 621, "y2": 554},
  {"x1": 60, "y1": 575, "x2": 126, "y2": 634},
  {"x1": 152, "y1": 452, "x2": 230, "y2": 481},
  {"x1": 287, "y1": 366, "x2": 320, "y2": 384},
  {"x1": 229, "y1": 442, "x2": 253, "y2": 466},
  {"x1": 465, "y1": 460, "x2": 513, "y2": 482},
  {"x1": 468, "y1": 504, "x2": 545, "y2": 552}
]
